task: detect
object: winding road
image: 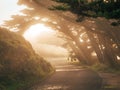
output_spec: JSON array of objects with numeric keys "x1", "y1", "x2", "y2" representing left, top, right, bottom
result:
[{"x1": 28, "y1": 60, "x2": 102, "y2": 90}]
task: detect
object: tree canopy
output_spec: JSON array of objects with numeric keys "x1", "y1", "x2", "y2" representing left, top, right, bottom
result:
[{"x1": 2, "y1": 0, "x2": 120, "y2": 69}]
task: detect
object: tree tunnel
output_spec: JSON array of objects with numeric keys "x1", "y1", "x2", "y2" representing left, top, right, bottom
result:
[{"x1": 2, "y1": 0, "x2": 120, "y2": 68}]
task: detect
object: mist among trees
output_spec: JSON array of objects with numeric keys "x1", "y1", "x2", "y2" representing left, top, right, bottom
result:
[{"x1": 2, "y1": 0, "x2": 120, "y2": 68}]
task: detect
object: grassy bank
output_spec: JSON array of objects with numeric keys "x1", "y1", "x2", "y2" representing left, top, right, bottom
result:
[
  {"x1": 90, "y1": 64, "x2": 120, "y2": 90},
  {"x1": 0, "y1": 28, "x2": 54, "y2": 90}
]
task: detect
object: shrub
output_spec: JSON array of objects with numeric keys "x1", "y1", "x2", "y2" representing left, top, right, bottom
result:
[
  {"x1": 0, "y1": 28, "x2": 54, "y2": 90},
  {"x1": 49, "y1": 4, "x2": 70, "y2": 11}
]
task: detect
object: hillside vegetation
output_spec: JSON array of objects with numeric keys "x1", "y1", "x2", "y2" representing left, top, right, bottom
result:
[{"x1": 0, "y1": 28, "x2": 54, "y2": 90}]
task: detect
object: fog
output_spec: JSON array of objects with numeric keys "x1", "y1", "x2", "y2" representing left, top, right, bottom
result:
[{"x1": 23, "y1": 24, "x2": 68, "y2": 61}]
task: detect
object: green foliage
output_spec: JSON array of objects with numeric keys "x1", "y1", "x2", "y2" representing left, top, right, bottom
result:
[
  {"x1": 103, "y1": 85, "x2": 119, "y2": 90},
  {"x1": 52, "y1": 0, "x2": 70, "y2": 3},
  {"x1": 0, "y1": 28, "x2": 54, "y2": 90},
  {"x1": 91, "y1": 63, "x2": 109, "y2": 71},
  {"x1": 91, "y1": 63, "x2": 120, "y2": 74},
  {"x1": 49, "y1": 4, "x2": 70, "y2": 11},
  {"x1": 53, "y1": 0, "x2": 120, "y2": 19}
]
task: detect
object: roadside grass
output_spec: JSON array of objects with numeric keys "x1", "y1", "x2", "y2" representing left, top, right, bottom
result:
[
  {"x1": 90, "y1": 63, "x2": 120, "y2": 90},
  {"x1": 69, "y1": 62, "x2": 120, "y2": 90},
  {"x1": 103, "y1": 85, "x2": 120, "y2": 90},
  {"x1": 20, "y1": 68, "x2": 55, "y2": 90},
  {"x1": 90, "y1": 63, "x2": 120, "y2": 74},
  {"x1": 67, "y1": 61, "x2": 120, "y2": 74},
  {"x1": 0, "y1": 69, "x2": 55, "y2": 90}
]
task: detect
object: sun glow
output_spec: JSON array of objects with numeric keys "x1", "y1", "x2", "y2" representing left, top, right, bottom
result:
[
  {"x1": 23, "y1": 24, "x2": 68, "y2": 59},
  {"x1": 23, "y1": 24, "x2": 55, "y2": 42}
]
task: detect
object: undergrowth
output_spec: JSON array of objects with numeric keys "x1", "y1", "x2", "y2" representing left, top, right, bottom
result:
[{"x1": 90, "y1": 63, "x2": 120, "y2": 74}]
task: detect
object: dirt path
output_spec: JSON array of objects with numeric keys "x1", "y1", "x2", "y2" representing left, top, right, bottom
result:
[{"x1": 28, "y1": 60, "x2": 102, "y2": 90}]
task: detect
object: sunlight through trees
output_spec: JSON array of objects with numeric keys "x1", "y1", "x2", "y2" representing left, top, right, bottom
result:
[{"x1": 2, "y1": 0, "x2": 120, "y2": 68}]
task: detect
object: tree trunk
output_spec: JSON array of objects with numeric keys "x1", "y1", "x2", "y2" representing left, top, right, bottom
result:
[
  {"x1": 72, "y1": 35, "x2": 93, "y2": 65},
  {"x1": 86, "y1": 31, "x2": 104, "y2": 64},
  {"x1": 68, "y1": 40, "x2": 88, "y2": 64},
  {"x1": 101, "y1": 36, "x2": 119, "y2": 68}
]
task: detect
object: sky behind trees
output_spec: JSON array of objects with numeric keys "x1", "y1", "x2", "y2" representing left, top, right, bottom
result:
[
  {"x1": 0, "y1": 0, "x2": 25, "y2": 24},
  {"x1": 0, "y1": 0, "x2": 68, "y2": 59}
]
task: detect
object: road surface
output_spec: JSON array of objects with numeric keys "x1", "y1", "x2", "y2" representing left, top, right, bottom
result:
[{"x1": 28, "y1": 60, "x2": 102, "y2": 90}]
